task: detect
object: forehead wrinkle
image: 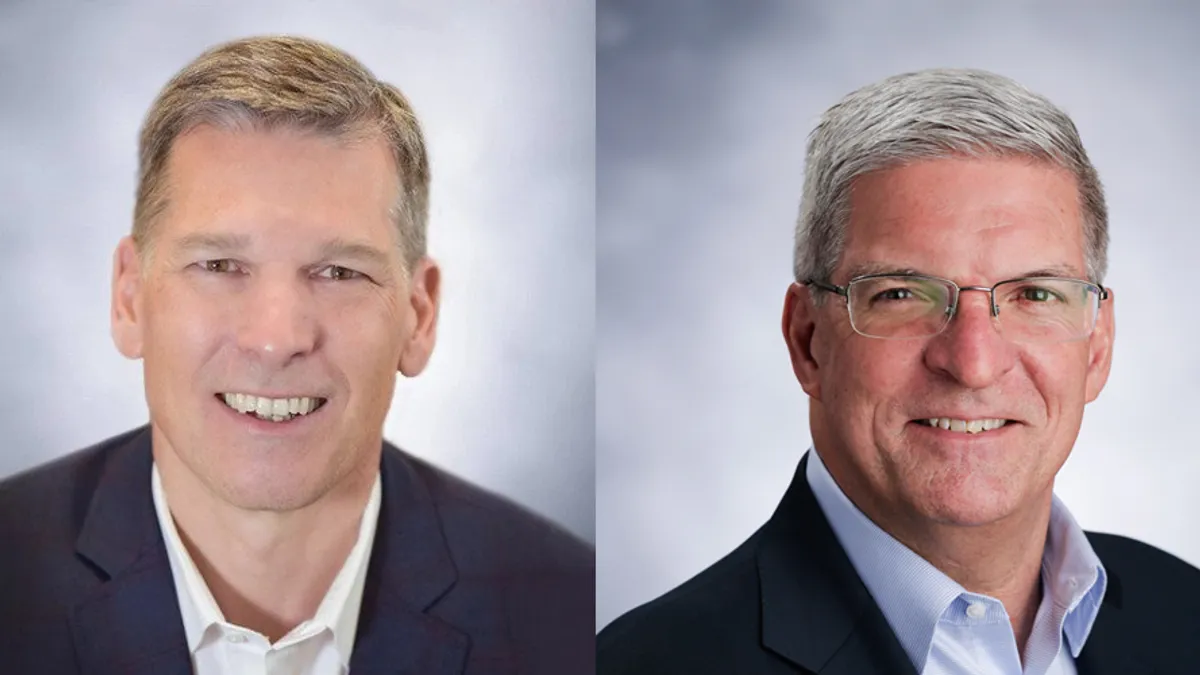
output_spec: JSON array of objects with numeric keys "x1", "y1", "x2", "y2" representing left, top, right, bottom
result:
[
  {"x1": 843, "y1": 210, "x2": 1087, "y2": 285},
  {"x1": 840, "y1": 260, "x2": 1087, "y2": 285}
]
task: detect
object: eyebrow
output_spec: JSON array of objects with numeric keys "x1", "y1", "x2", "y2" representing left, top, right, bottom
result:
[
  {"x1": 172, "y1": 232, "x2": 252, "y2": 254},
  {"x1": 841, "y1": 261, "x2": 1087, "y2": 281},
  {"x1": 170, "y1": 233, "x2": 394, "y2": 269},
  {"x1": 315, "y1": 238, "x2": 394, "y2": 269}
]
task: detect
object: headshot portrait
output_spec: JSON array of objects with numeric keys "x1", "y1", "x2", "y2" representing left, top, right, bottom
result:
[
  {"x1": 598, "y1": 2, "x2": 1200, "y2": 673},
  {"x1": 0, "y1": 3, "x2": 593, "y2": 674}
]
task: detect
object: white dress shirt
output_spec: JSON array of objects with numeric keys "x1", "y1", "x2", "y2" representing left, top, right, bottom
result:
[
  {"x1": 806, "y1": 449, "x2": 1106, "y2": 675},
  {"x1": 151, "y1": 463, "x2": 382, "y2": 675}
]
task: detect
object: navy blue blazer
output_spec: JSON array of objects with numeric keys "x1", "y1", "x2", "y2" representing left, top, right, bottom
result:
[
  {"x1": 598, "y1": 454, "x2": 1200, "y2": 675},
  {"x1": 0, "y1": 426, "x2": 594, "y2": 674}
]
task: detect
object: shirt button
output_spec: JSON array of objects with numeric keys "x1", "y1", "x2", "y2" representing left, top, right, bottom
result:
[
  {"x1": 226, "y1": 633, "x2": 247, "y2": 644},
  {"x1": 966, "y1": 603, "x2": 987, "y2": 619}
]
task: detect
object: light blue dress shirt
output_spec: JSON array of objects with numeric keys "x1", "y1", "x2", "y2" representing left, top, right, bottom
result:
[{"x1": 806, "y1": 449, "x2": 1107, "y2": 675}]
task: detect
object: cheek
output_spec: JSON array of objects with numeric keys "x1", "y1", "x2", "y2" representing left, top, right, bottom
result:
[
  {"x1": 825, "y1": 340, "x2": 923, "y2": 415},
  {"x1": 1022, "y1": 347, "x2": 1090, "y2": 422},
  {"x1": 143, "y1": 285, "x2": 222, "y2": 357},
  {"x1": 325, "y1": 304, "x2": 407, "y2": 388}
]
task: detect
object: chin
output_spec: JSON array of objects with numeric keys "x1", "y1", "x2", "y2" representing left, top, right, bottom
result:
[
  {"x1": 204, "y1": 446, "x2": 341, "y2": 512},
  {"x1": 918, "y1": 486, "x2": 1027, "y2": 527},
  {"x1": 216, "y1": 472, "x2": 330, "y2": 512}
]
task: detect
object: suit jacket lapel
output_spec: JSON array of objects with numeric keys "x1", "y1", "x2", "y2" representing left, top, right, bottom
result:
[
  {"x1": 69, "y1": 426, "x2": 193, "y2": 675},
  {"x1": 347, "y1": 443, "x2": 469, "y2": 675},
  {"x1": 1074, "y1": 570, "x2": 1151, "y2": 675},
  {"x1": 758, "y1": 453, "x2": 917, "y2": 675},
  {"x1": 66, "y1": 430, "x2": 471, "y2": 675},
  {"x1": 763, "y1": 454, "x2": 1156, "y2": 675}
]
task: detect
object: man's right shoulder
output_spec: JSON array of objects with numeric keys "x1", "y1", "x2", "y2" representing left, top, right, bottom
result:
[
  {"x1": 597, "y1": 529, "x2": 766, "y2": 674},
  {"x1": 0, "y1": 427, "x2": 146, "y2": 558}
]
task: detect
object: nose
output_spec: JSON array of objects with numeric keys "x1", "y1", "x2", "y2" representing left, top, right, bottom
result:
[
  {"x1": 234, "y1": 274, "x2": 319, "y2": 367},
  {"x1": 922, "y1": 288, "x2": 1016, "y2": 389}
]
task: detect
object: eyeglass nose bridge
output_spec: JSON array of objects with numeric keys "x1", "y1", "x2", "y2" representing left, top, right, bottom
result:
[{"x1": 946, "y1": 285, "x2": 1001, "y2": 319}]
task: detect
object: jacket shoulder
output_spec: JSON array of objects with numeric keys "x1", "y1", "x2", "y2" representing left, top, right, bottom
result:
[
  {"x1": 390, "y1": 447, "x2": 594, "y2": 674},
  {"x1": 0, "y1": 427, "x2": 145, "y2": 550},
  {"x1": 1087, "y1": 530, "x2": 1200, "y2": 598},
  {"x1": 395, "y1": 447, "x2": 593, "y2": 571},
  {"x1": 1083, "y1": 531, "x2": 1200, "y2": 670},
  {"x1": 598, "y1": 530, "x2": 765, "y2": 674},
  {"x1": 0, "y1": 426, "x2": 148, "y2": 645}
]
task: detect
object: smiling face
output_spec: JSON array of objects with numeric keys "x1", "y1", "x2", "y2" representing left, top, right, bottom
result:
[
  {"x1": 111, "y1": 124, "x2": 439, "y2": 512},
  {"x1": 785, "y1": 156, "x2": 1114, "y2": 531}
]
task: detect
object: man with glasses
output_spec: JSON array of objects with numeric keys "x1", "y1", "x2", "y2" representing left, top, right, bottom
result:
[{"x1": 598, "y1": 69, "x2": 1200, "y2": 674}]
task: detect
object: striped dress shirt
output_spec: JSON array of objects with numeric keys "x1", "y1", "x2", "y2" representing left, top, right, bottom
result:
[{"x1": 806, "y1": 449, "x2": 1106, "y2": 675}]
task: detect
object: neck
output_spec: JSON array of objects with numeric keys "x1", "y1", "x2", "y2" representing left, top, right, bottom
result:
[
  {"x1": 815, "y1": 447, "x2": 1051, "y2": 657},
  {"x1": 899, "y1": 509, "x2": 1049, "y2": 657},
  {"x1": 154, "y1": 433, "x2": 377, "y2": 642}
]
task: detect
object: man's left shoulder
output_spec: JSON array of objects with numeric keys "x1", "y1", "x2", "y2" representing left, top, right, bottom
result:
[
  {"x1": 1087, "y1": 530, "x2": 1200, "y2": 598},
  {"x1": 385, "y1": 446, "x2": 594, "y2": 674},
  {"x1": 389, "y1": 445, "x2": 593, "y2": 573},
  {"x1": 1082, "y1": 531, "x2": 1200, "y2": 671}
]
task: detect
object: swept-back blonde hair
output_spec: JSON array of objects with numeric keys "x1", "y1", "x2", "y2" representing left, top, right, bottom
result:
[{"x1": 133, "y1": 35, "x2": 429, "y2": 271}]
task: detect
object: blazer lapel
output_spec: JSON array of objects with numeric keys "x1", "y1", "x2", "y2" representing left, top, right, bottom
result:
[
  {"x1": 758, "y1": 453, "x2": 917, "y2": 675},
  {"x1": 1074, "y1": 571, "x2": 1151, "y2": 675},
  {"x1": 68, "y1": 426, "x2": 193, "y2": 675},
  {"x1": 347, "y1": 443, "x2": 469, "y2": 675},
  {"x1": 66, "y1": 431, "x2": 472, "y2": 674}
]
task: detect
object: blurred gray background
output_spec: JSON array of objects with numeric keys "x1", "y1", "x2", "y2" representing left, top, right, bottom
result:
[
  {"x1": 0, "y1": 1, "x2": 594, "y2": 543},
  {"x1": 598, "y1": 1, "x2": 1200, "y2": 628}
]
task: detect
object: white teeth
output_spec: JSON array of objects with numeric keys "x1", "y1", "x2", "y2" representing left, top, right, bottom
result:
[
  {"x1": 925, "y1": 417, "x2": 1008, "y2": 434},
  {"x1": 219, "y1": 393, "x2": 325, "y2": 422}
]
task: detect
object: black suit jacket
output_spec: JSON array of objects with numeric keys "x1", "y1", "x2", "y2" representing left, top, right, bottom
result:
[
  {"x1": 598, "y1": 454, "x2": 1200, "y2": 674},
  {"x1": 0, "y1": 426, "x2": 595, "y2": 675}
]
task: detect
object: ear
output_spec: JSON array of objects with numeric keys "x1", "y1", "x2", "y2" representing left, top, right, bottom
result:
[
  {"x1": 398, "y1": 257, "x2": 441, "y2": 377},
  {"x1": 111, "y1": 236, "x2": 146, "y2": 360},
  {"x1": 783, "y1": 282, "x2": 823, "y2": 400},
  {"x1": 1084, "y1": 286, "x2": 1115, "y2": 402}
]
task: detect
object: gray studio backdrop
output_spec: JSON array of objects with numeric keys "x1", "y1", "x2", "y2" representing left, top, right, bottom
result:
[
  {"x1": 0, "y1": 1, "x2": 594, "y2": 543},
  {"x1": 598, "y1": 1, "x2": 1200, "y2": 627}
]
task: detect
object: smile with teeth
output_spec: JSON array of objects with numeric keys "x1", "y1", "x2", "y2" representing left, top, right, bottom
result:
[
  {"x1": 918, "y1": 417, "x2": 1009, "y2": 434},
  {"x1": 219, "y1": 393, "x2": 327, "y2": 423}
]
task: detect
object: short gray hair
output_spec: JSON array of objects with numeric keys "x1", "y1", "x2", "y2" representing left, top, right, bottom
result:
[
  {"x1": 794, "y1": 68, "x2": 1107, "y2": 295},
  {"x1": 134, "y1": 35, "x2": 429, "y2": 272}
]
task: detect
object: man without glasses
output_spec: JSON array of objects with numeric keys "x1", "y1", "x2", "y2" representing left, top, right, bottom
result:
[
  {"x1": 598, "y1": 68, "x2": 1200, "y2": 674},
  {"x1": 0, "y1": 35, "x2": 592, "y2": 674}
]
